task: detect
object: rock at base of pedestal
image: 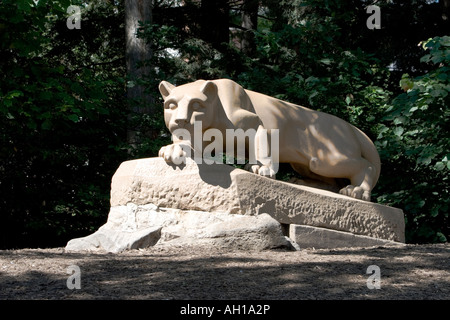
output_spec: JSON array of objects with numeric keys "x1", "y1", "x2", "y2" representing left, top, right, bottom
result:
[
  {"x1": 65, "y1": 157, "x2": 405, "y2": 252},
  {"x1": 65, "y1": 225, "x2": 162, "y2": 253},
  {"x1": 65, "y1": 207, "x2": 298, "y2": 253}
]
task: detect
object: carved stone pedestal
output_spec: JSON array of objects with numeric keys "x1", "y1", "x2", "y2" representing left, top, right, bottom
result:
[{"x1": 66, "y1": 157, "x2": 405, "y2": 252}]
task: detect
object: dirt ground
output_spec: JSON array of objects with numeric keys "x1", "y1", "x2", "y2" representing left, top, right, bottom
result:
[{"x1": 0, "y1": 243, "x2": 449, "y2": 300}]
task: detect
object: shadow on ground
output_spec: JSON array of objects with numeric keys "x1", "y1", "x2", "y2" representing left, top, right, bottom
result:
[{"x1": 0, "y1": 244, "x2": 449, "y2": 300}]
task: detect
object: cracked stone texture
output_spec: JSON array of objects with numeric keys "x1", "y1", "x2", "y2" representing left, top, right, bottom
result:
[
  {"x1": 110, "y1": 157, "x2": 405, "y2": 242},
  {"x1": 66, "y1": 205, "x2": 294, "y2": 252}
]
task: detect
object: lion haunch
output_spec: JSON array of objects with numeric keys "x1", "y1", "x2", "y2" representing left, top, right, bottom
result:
[{"x1": 158, "y1": 79, "x2": 381, "y2": 202}]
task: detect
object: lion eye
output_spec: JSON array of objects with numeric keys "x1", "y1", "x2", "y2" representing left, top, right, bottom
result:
[
  {"x1": 192, "y1": 101, "x2": 202, "y2": 111},
  {"x1": 168, "y1": 102, "x2": 177, "y2": 110}
]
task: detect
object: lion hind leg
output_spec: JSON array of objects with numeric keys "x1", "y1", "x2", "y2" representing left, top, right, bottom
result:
[
  {"x1": 338, "y1": 161, "x2": 377, "y2": 201},
  {"x1": 307, "y1": 156, "x2": 377, "y2": 201},
  {"x1": 244, "y1": 125, "x2": 278, "y2": 179}
]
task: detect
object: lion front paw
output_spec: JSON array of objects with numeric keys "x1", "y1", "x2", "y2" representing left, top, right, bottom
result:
[
  {"x1": 244, "y1": 164, "x2": 276, "y2": 179},
  {"x1": 339, "y1": 185, "x2": 371, "y2": 201},
  {"x1": 158, "y1": 144, "x2": 188, "y2": 165}
]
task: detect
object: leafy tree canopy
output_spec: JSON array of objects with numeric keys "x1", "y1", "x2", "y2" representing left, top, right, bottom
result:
[{"x1": 0, "y1": 0, "x2": 448, "y2": 247}]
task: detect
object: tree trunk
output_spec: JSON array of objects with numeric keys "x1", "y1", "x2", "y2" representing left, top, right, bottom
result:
[
  {"x1": 441, "y1": 0, "x2": 450, "y2": 23},
  {"x1": 125, "y1": 0, "x2": 153, "y2": 149},
  {"x1": 240, "y1": 0, "x2": 258, "y2": 55}
]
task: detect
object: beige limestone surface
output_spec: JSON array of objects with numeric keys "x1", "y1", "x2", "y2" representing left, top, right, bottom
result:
[
  {"x1": 158, "y1": 79, "x2": 381, "y2": 201},
  {"x1": 110, "y1": 157, "x2": 404, "y2": 242}
]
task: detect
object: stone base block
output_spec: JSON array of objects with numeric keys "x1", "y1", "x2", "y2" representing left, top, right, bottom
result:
[
  {"x1": 289, "y1": 224, "x2": 405, "y2": 249},
  {"x1": 65, "y1": 157, "x2": 406, "y2": 252},
  {"x1": 110, "y1": 157, "x2": 405, "y2": 242}
]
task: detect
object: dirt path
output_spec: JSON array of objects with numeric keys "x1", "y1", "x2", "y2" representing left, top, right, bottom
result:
[{"x1": 0, "y1": 243, "x2": 449, "y2": 300}]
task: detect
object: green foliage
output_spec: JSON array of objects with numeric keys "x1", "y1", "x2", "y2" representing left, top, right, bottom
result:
[
  {"x1": 235, "y1": 1, "x2": 390, "y2": 139},
  {"x1": 375, "y1": 36, "x2": 450, "y2": 243},
  {"x1": 137, "y1": 22, "x2": 229, "y2": 84},
  {"x1": 137, "y1": 1, "x2": 449, "y2": 244},
  {"x1": 1, "y1": 0, "x2": 448, "y2": 248},
  {"x1": 0, "y1": 0, "x2": 129, "y2": 248}
]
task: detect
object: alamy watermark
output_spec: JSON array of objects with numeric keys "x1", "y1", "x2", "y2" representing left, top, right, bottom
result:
[
  {"x1": 366, "y1": 265, "x2": 381, "y2": 289},
  {"x1": 66, "y1": 5, "x2": 81, "y2": 29},
  {"x1": 366, "y1": 5, "x2": 381, "y2": 30},
  {"x1": 66, "y1": 4, "x2": 379, "y2": 31},
  {"x1": 63, "y1": 263, "x2": 381, "y2": 292},
  {"x1": 66, "y1": 265, "x2": 81, "y2": 290},
  {"x1": 166, "y1": 121, "x2": 280, "y2": 174}
]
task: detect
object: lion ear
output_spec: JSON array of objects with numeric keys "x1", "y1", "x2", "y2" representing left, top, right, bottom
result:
[
  {"x1": 159, "y1": 81, "x2": 176, "y2": 99},
  {"x1": 200, "y1": 81, "x2": 218, "y2": 97}
]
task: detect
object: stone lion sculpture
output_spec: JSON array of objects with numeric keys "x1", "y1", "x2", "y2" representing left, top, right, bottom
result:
[{"x1": 158, "y1": 78, "x2": 381, "y2": 202}]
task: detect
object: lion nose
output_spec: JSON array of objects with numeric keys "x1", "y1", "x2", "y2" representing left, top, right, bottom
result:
[
  {"x1": 174, "y1": 117, "x2": 187, "y2": 127},
  {"x1": 174, "y1": 104, "x2": 189, "y2": 127}
]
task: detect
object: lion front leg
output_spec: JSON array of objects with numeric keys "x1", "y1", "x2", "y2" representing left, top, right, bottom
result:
[
  {"x1": 244, "y1": 125, "x2": 279, "y2": 179},
  {"x1": 158, "y1": 142, "x2": 193, "y2": 165},
  {"x1": 244, "y1": 163, "x2": 276, "y2": 178}
]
